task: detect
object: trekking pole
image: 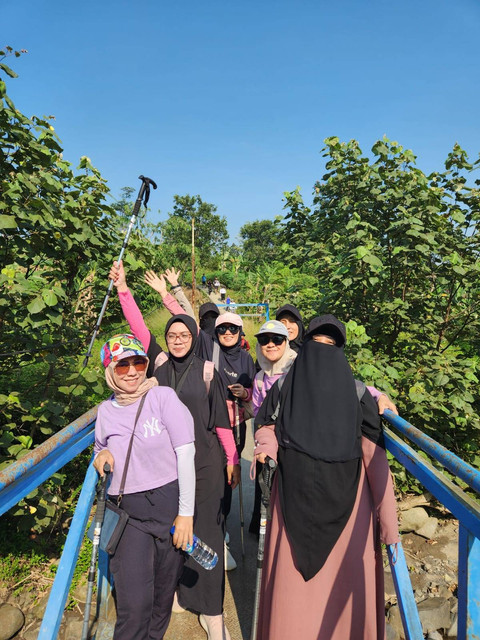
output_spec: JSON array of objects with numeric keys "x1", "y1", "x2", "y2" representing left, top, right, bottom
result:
[
  {"x1": 234, "y1": 401, "x2": 245, "y2": 557},
  {"x1": 82, "y1": 175, "x2": 157, "y2": 367},
  {"x1": 81, "y1": 462, "x2": 111, "y2": 640},
  {"x1": 250, "y1": 456, "x2": 276, "y2": 640}
]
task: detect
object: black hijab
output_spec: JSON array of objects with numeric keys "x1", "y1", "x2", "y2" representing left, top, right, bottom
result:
[
  {"x1": 276, "y1": 304, "x2": 305, "y2": 353},
  {"x1": 149, "y1": 314, "x2": 231, "y2": 483},
  {"x1": 213, "y1": 324, "x2": 256, "y2": 394},
  {"x1": 255, "y1": 315, "x2": 380, "y2": 581},
  {"x1": 163, "y1": 314, "x2": 199, "y2": 382}
]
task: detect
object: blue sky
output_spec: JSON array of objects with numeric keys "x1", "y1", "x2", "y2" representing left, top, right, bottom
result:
[{"x1": 3, "y1": 0, "x2": 480, "y2": 241}]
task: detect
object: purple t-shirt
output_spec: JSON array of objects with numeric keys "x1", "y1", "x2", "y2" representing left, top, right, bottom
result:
[{"x1": 94, "y1": 386, "x2": 195, "y2": 496}]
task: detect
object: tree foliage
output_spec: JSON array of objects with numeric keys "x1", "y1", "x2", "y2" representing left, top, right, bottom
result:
[
  {"x1": 282, "y1": 136, "x2": 480, "y2": 472},
  {"x1": 238, "y1": 218, "x2": 284, "y2": 267},
  {"x1": 159, "y1": 194, "x2": 229, "y2": 270},
  {"x1": 0, "y1": 53, "x2": 165, "y2": 531}
]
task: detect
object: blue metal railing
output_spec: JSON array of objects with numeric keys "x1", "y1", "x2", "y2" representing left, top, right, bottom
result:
[
  {"x1": 382, "y1": 410, "x2": 480, "y2": 639},
  {"x1": 216, "y1": 302, "x2": 270, "y2": 320},
  {"x1": 0, "y1": 407, "x2": 479, "y2": 639}
]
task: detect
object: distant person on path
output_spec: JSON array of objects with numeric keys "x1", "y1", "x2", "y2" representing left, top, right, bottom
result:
[
  {"x1": 219, "y1": 286, "x2": 226, "y2": 302},
  {"x1": 207, "y1": 279, "x2": 213, "y2": 295},
  {"x1": 213, "y1": 277, "x2": 220, "y2": 292},
  {"x1": 93, "y1": 334, "x2": 196, "y2": 640},
  {"x1": 253, "y1": 315, "x2": 400, "y2": 640},
  {"x1": 201, "y1": 274, "x2": 207, "y2": 287}
]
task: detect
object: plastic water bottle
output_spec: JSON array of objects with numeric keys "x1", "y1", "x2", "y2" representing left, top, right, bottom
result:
[{"x1": 170, "y1": 526, "x2": 218, "y2": 570}]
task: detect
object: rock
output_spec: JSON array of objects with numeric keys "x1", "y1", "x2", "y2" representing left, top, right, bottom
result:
[
  {"x1": 22, "y1": 624, "x2": 42, "y2": 640},
  {"x1": 398, "y1": 493, "x2": 432, "y2": 510},
  {"x1": 30, "y1": 593, "x2": 51, "y2": 620},
  {"x1": 447, "y1": 612, "x2": 457, "y2": 637},
  {"x1": 400, "y1": 508, "x2": 429, "y2": 533},
  {"x1": 417, "y1": 517, "x2": 439, "y2": 540},
  {"x1": 387, "y1": 605, "x2": 406, "y2": 640},
  {"x1": 386, "y1": 620, "x2": 400, "y2": 640},
  {"x1": 0, "y1": 603, "x2": 25, "y2": 640},
  {"x1": 63, "y1": 615, "x2": 85, "y2": 639},
  {"x1": 384, "y1": 572, "x2": 397, "y2": 602},
  {"x1": 72, "y1": 581, "x2": 90, "y2": 604},
  {"x1": 417, "y1": 596, "x2": 451, "y2": 634}
]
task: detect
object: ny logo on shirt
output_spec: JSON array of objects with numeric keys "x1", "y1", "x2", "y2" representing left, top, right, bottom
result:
[{"x1": 143, "y1": 417, "x2": 162, "y2": 438}]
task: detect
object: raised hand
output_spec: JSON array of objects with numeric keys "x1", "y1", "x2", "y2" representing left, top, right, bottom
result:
[
  {"x1": 108, "y1": 260, "x2": 128, "y2": 292},
  {"x1": 145, "y1": 270, "x2": 168, "y2": 297},
  {"x1": 164, "y1": 268, "x2": 181, "y2": 287}
]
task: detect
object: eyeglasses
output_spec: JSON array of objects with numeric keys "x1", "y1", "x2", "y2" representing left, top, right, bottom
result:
[
  {"x1": 257, "y1": 334, "x2": 286, "y2": 346},
  {"x1": 114, "y1": 357, "x2": 148, "y2": 375},
  {"x1": 166, "y1": 332, "x2": 192, "y2": 343},
  {"x1": 216, "y1": 324, "x2": 241, "y2": 335}
]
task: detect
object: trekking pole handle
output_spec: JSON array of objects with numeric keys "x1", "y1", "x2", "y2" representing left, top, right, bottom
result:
[
  {"x1": 263, "y1": 456, "x2": 277, "y2": 488},
  {"x1": 132, "y1": 175, "x2": 157, "y2": 216},
  {"x1": 95, "y1": 463, "x2": 111, "y2": 523}
]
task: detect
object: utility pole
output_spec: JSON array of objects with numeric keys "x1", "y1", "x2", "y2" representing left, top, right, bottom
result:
[{"x1": 191, "y1": 217, "x2": 196, "y2": 309}]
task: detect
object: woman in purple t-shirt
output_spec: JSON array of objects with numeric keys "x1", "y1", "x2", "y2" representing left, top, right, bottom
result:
[{"x1": 94, "y1": 334, "x2": 196, "y2": 640}]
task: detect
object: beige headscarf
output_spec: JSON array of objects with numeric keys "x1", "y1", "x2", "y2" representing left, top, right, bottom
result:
[
  {"x1": 256, "y1": 339, "x2": 297, "y2": 377},
  {"x1": 105, "y1": 358, "x2": 158, "y2": 406}
]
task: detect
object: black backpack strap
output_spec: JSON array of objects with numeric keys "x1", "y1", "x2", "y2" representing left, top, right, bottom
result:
[{"x1": 271, "y1": 376, "x2": 285, "y2": 422}]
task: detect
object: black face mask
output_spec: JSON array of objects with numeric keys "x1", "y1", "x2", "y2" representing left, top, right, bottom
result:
[{"x1": 199, "y1": 312, "x2": 218, "y2": 336}]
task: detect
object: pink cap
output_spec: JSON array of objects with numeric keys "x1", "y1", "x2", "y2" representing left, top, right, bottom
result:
[{"x1": 215, "y1": 312, "x2": 243, "y2": 328}]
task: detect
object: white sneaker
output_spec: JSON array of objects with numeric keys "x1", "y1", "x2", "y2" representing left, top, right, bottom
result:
[
  {"x1": 224, "y1": 542, "x2": 237, "y2": 571},
  {"x1": 199, "y1": 613, "x2": 232, "y2": 640}
]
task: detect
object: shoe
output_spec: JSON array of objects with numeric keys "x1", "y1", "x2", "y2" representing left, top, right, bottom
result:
[
  {"x1": 224, "y1": 542, "x2": 237, "y2": 571},
  {"x1": 171, "y1": 590, "x2": 186, "y2": 613},
  {"x1": 199, "y1": 614, "x2": 232, "y2": 640}
]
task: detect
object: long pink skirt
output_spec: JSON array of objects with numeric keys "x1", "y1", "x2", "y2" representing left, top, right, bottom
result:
[{"x1": 257, "y1": 459, "x2": 387, "y2": 640}]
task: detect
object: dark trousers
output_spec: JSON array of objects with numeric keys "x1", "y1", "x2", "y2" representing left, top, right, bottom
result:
[{"x1": 109, "y1": 483, "x2": 183, "y2": 640}]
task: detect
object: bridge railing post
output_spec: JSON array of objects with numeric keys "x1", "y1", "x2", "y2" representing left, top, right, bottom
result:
[
  {"x1": 457, "y1": 523, "x2": 480, "y2": 639},
  {"x1": 37, "y1": 461, "x2": 97, "y2": 640}
]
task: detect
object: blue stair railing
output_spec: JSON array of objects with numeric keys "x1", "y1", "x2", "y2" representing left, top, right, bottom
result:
[{"x1": 0, "y1": 407, "x2": 479, "y2": 639}]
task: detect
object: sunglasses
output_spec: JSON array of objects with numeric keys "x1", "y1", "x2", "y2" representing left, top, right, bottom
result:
[
  {"x1": 114, "y1": 357, "x2": 148, "y2": 375},
  {"x1": 257, "y1": 334, "x2": 286, "y2": 346},
  {"x1": 216, "y1": 324, "x2": 241, "y2": 335}
]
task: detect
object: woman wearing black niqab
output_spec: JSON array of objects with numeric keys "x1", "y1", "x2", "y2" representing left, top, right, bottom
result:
[{"x1": 253, "y1": 315, "x2": 400, "y2": 640}]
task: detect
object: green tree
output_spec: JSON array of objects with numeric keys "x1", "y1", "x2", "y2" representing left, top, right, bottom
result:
[
  {"x1": 239, "y1": 218, "x2": 284, "y2": 267},
  {"x1": 0, "y1": 52, "x2": 164, "y2": 531},
  {"x1": 283, "y1": 136, "x2": 480, "y2": 466},
  {"x1": 159, "y1": 194, "x2": 229, "y2": 270}
]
